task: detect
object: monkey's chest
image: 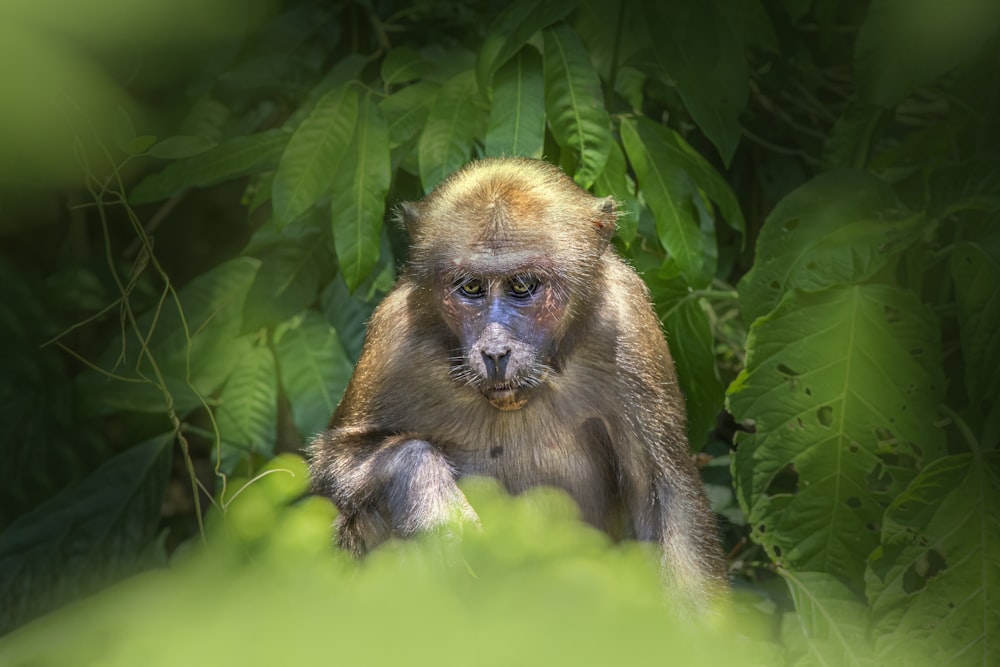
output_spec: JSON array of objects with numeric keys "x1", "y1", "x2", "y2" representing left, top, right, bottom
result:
[{"x1": 446, "y1": 415, "x2": 620, "y2": 531}]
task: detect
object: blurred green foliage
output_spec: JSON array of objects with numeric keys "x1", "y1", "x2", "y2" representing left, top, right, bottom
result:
[{"x1": 0, "y1": 0, "x2": 998, "y2": 664}]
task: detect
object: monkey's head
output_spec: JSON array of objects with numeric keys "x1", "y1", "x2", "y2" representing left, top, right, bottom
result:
[{"x1": 399, "y1": 158, "x2": 617, "y2": 411}]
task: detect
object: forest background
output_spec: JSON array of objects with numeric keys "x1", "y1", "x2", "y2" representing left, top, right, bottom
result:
[{"x1": 0, "y1": 0, "x2": 997, "y2": 665}]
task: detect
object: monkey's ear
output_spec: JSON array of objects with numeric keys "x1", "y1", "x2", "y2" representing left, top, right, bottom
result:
[
  {"x1": 397, "y1": 202, "x2": 421, "y2": 237},
  {"x1": 591, "y1": 196, "x2": 618, "y2": 245}
]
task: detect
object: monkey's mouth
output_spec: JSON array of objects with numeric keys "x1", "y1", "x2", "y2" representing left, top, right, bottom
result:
[{"x1": 484, "y1": 384, "x2": 528, "y2": 411}]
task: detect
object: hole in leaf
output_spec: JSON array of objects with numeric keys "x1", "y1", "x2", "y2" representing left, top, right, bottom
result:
[
  {"x1": 806, "y1": 260, "x2": 817, "y2": 270},
  {"x1": 884, "y1": 305, "x2": 901, "y2": 323},
  {"x1": 770, "y1": 280, "x2": 781, "y2": 290},
  {"x1": 867, "y1": 464, "x2": 892, "y2": 493},
  {"x1": 804, "y1": 387, "x2": 812, "y2": 396},
  {"x1": 783, "y1": 218, "x2": 800, "y2": 232},
  {"x1": 757, "y1": 524, "x2": 766, "y2": 534},
  {"x1": 773, "y1": 545, "x2": 783, "y2": 557},
  {"x1": 866, "y1": 522, "x2": 878, "y2": 533},
  {"x1": 848, "y1": 441, "x2": 859, "y2": 453},
  {"x1": 776, "y1": 363, "x2": 799, "y2": 376},
  {"x1": 846, "y1": 496, "x2": 861, "y2": 509},
  {"x1": 874, "y1": 427, "x2": 895, "y2": 443},
  {"x1": 765, "y1": 463, "x2": 799, "y2": 496},
  {"x1": 902, "y1": 549, "x2": 947, "y2": 594},
  {"x1": 817, "y1": 406, "x2": 833, "y2": 427}
]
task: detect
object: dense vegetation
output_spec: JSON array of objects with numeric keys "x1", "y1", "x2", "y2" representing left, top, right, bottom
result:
[{"x1": 1, "y1": 0, "x2": 997, "y2": 664}]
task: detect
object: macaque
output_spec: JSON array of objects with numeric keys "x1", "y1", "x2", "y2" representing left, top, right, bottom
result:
[{"x1": 309, "y1": 157, "x2": 727, "y2": 609}]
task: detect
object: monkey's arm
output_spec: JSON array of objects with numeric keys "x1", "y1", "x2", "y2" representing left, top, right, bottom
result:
[{"x1": 309, "y1": 287, "x2": 478, "y2": 556}]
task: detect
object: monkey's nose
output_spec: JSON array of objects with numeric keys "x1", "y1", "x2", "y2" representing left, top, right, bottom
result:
[{"x1": 481, "y1": 349, "x2": 510, "y2": 383}]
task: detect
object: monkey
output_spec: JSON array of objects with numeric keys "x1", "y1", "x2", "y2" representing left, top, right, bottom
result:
[{"x1": 309, "y1": 157, "x2": 727, "y2": 610}]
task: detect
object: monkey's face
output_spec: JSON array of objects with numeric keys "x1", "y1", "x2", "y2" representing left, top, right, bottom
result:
[{"x1": 438, "y1": 271, "x2": 568, "y2": 411}]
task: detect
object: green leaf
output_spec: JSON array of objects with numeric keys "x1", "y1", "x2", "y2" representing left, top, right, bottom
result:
[
  {"x1": 272, "y1": 85, "x2": 359, "y2": 226},
  {"x1": 129, "y1": 129, "x2": 288, "y2": 204},
  {"x1": 485, "y1": 47, "x2": 545, "y2": 159},
  {"x1": 642, "y1": 1, "x2": 748, "y2": 166},
  {"x1": 737, "y1": 170, "x2": 926, "y2": 323},
  {"x1": 621, "y1": 118, "x2": 714, "y2": 288},
  {"x1": 648, "y1": 272, "x2": 724, "y2": 445},
  {"x1": 147, "y1": 135, "x2": 217, "y2": 159},
  {"x1": 418, "y1": 70, "x2": 484, "y2": 192},
  {"x1": 215, "y1": 344, "x2": 278, "y2": 473},
  {"x1": 76, "y1": 257, "x2": 261, "y2": 415},
  {"x1": 542, "y1": 24, "x2": 611, "y2": 189},
  {"x1": 380, "y1": 81, "x2": 439, "y2": 149},
  {"x1": 381, "y1": 47, "x2": 432, "y2": 86},
  {"x1": 332, "y1": 92, "x2": 391, "y2": 292},
  {"x1": 242, "y1": 241, "x2": 325, "y2": 332},
  {"x1": 475, "y1": 0, "x2": 577, "y2": 92},
  {"x1": 855, "y1": 0, "x2": 1000, "y2": 107},
  {"x1": 866, "y1": 452, "x2": 1000, "y2": 666},
  {"x1": 782, "y1": 571, "x2": 880, "y2": 667},
  {"x1": 821, "y1": 100, "x2": 886, "y2": 170},
  {"x1": 951, "y1": 241, "x2": 1000, "y2": 407},
  {"x1": 275, "y1": 312, "x2": 354, "y2": 439},
  {"x1": 0, "y1": 434, "x2": 171, "y2": 634},
  {"x1": 728, "y1": 285, "x2": 947, "y2": 586}
]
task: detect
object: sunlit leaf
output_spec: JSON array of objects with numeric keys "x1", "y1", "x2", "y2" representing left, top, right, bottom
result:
[
  {"x1": 543, "y1": 24, "x2": 611, "y2": 189},
  {"x1": 593, "y1": 141, "x2": 638, "y2": 245},
  {"x1": 738, "y1": 170, "x2": 926, "y2": 323},
  {"x1": 867, "y1": 452, "x2": 1000, "y2": 666},
  {"x1": 273, "y1": 85, "x2": 359, "y2": 226},
  {"x1": 485, "y1": 47, "x2": 545, "y2": 159},
  {"x1": 782, "y1": 571, "x2": 879, "y2": 667},
  {"x1": 332, "y1": 92, "x2": 391, "y2": 292},
  {"x1": 728, "y1": 285, "x2": 946, "y2": 586}
]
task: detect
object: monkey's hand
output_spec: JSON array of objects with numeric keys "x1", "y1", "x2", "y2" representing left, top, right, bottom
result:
[{"x1": 382, "y1": 439, "x2": 480, "y2": 538}]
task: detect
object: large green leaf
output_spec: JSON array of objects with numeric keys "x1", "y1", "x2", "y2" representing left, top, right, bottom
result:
[
  {"x1": 242, "y1": 240, "x2": 325, "y2": 332},
  {"x1": 621, "y1": 118, "x2": 714, "y2": 288},
  {"x1": 642, "y1": 1, "x2": 748, "y2": 166},
  {"x1": 866, "y1": 452, "x2": 1000, "y2": 666},
  {"x1": 332, "y1": 92, "x2": 391, "y2": 292},
  {"x1": 0, "y1": 434, "x2": 171, "y2": 634},
  {"x1": 418, "y1": 70, "x2": 485, "y2": 192},
  {"x1": 76, "y1": 257, "x2": 260, "y2": 415},
  {"x1": 475, "y1": 0, "x2": 577, "y2": 93},
  {"x1": 543, "y1": 24, "x2": 611, "y2": 189},
  {"x1": 275, "y1": 312, "x2": 354, "y2": 440},
  {"x1": 952, "y1": 240, "x2": 1000, "y2": 405},
  {"x1": 484, "y1": 47, "x2": 545, "y2": 159},
  {"x1": 856, "y1": 0, "x2": 1000, "y2": 107},
  {"x1": 129, "y1": 129, "x2": 289, "y2": 204},
  {"x1": 215, "y1": 344, "x2": 278, "y2": 473},
  {"x1": 320, "y1": 275, "x2": 379, "y2": 362},
  {"x1": 272, "y1": 85, "x2": 359, "y2": 226},
  {"x1": 782, "y1": 571, "x2": 879, "y2": 667},
  {"x1": 728, "y1": 285, "x2": 946, "y2": 586},
  {"x1": 738, "y1": 170, "x2": 925, "y2": 323}
]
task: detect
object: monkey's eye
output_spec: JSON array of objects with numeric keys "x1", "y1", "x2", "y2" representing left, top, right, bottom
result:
[
  {"x1": 458, "y1": 279, "x2": 485, "y2": 298},
  {"x1": 508, "y1": 276, "x2": 538, "y2": 298}
]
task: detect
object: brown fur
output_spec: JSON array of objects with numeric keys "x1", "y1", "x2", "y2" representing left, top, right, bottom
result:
[{"x1": 309, "y1": 157, "x2": 727, "y2": 611}]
